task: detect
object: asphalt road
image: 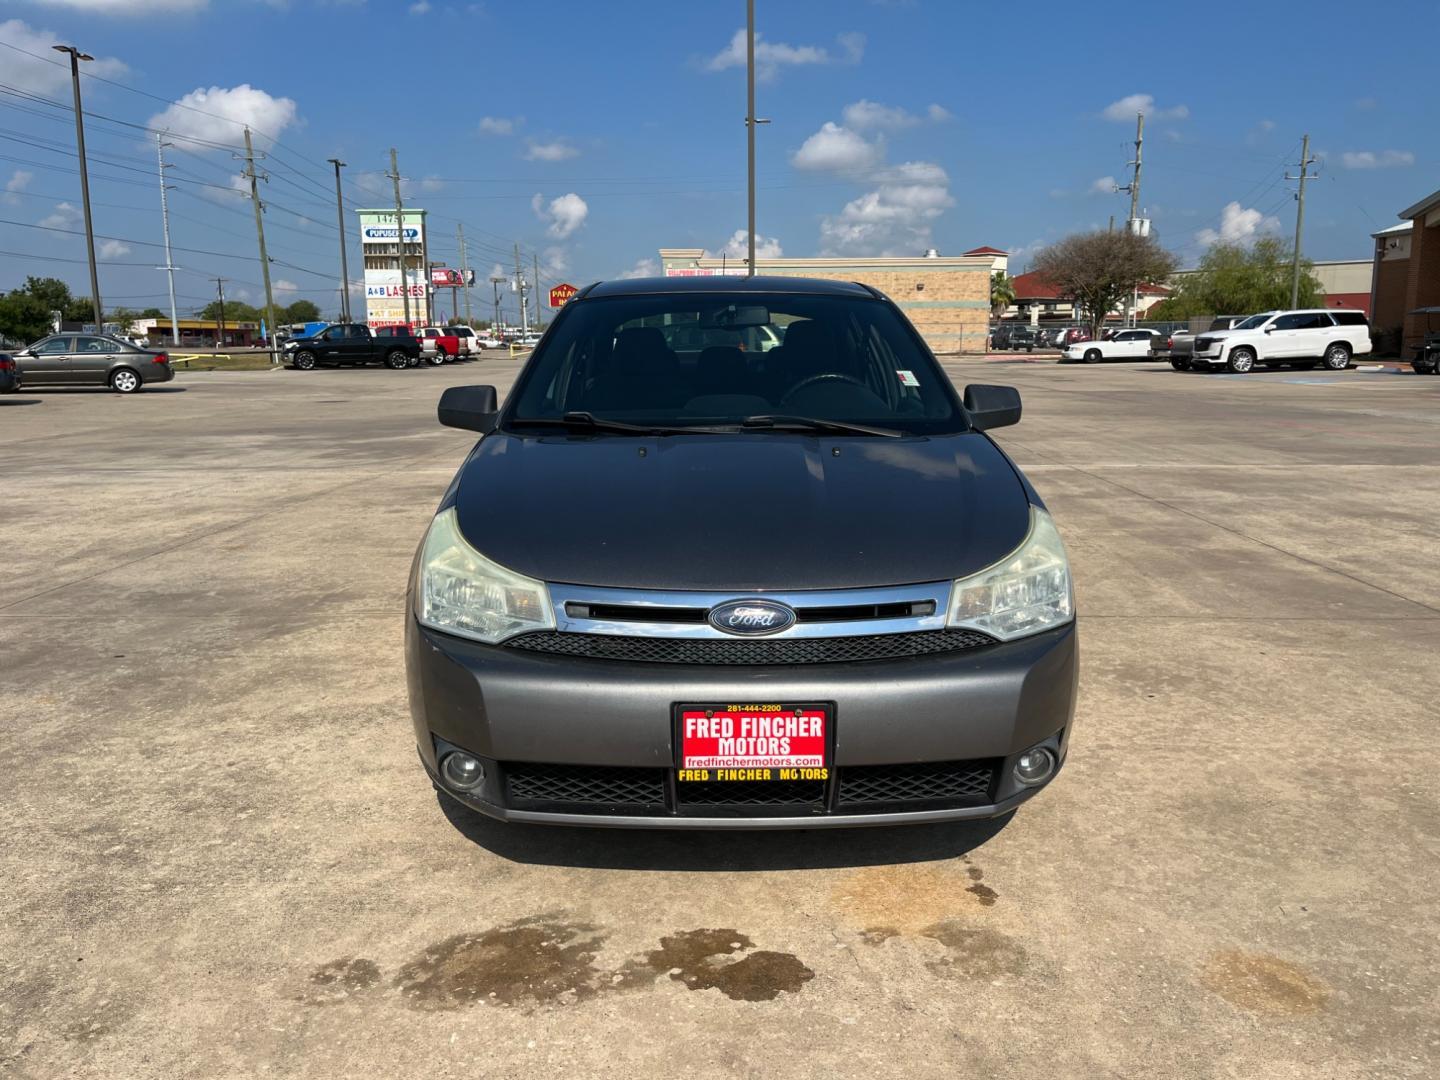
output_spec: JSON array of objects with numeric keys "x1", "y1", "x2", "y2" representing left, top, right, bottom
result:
[{"x1": 2, "y1": 357, "x2": 1437, "y2": 1079}]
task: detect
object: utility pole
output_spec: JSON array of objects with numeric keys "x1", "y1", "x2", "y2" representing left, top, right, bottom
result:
[
  {"x1": 388, "y1": 148, "x2": 411, "y2": 329},
  {"x1": 534, "y1": 252, "x2": 541, "y2": 326},
  {"x1": 457, "y1": 224, "x2": 473, "y2": 325},
  {"x1": 53, "y1": 45, "x2": 103, "y2": 331},
  {"x1": 1116, "y1": 111, "x2": 1145, "y2": 326},
  {"x1": 214, "y1": 277, "x2": 226, "y2": 350},
  {"x1": 490, "y1": 276, "x2": 505, "y2": 331},
  {"x1": 1285, "y1": 134, "x2": 1316, "y2": 309},
  {"x1": 242, "y1": 128, "x2": 279, "y2": 363},
  {"x1": 514, "y1": 244, "x2": 529, "y2": 338},
  {"x1": 744, "y1": 0, "x2": 764, "y2": 276},
  {"x1": 328, "y1": 158, "x2": 352, "y2": 323},
  {"x1": 155, "y1": 134, "x2": 180, "y2": 346}
]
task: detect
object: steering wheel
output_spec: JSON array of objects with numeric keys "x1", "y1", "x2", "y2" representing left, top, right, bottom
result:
[{"x1": 779, "y1": 372, "x2": 867, "y2": 407}]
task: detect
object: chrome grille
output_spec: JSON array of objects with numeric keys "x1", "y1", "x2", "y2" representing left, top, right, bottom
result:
[{"x1": 504, "y1": 628, "x2": 995, "y2": 665}]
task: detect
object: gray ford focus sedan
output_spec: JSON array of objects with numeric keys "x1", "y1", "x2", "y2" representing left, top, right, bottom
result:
[{"x1": 405, "y1": 276, "x2": 1077, "y2": 828}]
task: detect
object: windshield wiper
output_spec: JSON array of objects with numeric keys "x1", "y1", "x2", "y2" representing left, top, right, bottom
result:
[
  {"x1": 740, "y1": 414, "x2": 904, "y2": 438},
  {"x1": 508, "y1": 411, "x2": 714, "y2": 436}
]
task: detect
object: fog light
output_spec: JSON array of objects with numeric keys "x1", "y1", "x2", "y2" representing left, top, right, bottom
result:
[
  {"x1": 440, "y1": 751, "x2": 485, "y2": 791},
  {"x1": 1014, "y1": 747, "x2": 1056, "y2": 786}
]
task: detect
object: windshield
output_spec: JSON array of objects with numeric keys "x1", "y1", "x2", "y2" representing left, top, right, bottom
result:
[
  {"x1": 506, "y1": 293, "x2": 963, "y2": 435},
  {"x1": 1234, "y1": 313, "x2": 1272, "y2": 330}
]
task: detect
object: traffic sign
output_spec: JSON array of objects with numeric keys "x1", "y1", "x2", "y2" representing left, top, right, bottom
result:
[{"x1": 549, "y1": 283, "x2": 578, "y2": 308}]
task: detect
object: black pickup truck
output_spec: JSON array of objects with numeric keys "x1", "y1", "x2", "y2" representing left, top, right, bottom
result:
[{"x1": 284, "y1": 323, "x2": 422, "y2": 370}]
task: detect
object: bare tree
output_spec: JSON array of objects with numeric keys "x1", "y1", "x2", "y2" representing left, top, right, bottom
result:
[{"x1": 1032, "y1": 231, "x2": 1177, "y2": 337}]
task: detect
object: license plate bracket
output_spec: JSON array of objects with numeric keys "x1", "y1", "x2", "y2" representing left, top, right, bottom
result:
[{"x1": 673, "y1": 702, "x2": 832, "y2": 782}]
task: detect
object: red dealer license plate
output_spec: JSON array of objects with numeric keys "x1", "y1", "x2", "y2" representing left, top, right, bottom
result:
[{"x1": 676, "y1": 703, "x2": 829, "y2": 782}]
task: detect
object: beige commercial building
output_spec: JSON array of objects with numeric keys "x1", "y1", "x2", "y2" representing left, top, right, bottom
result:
[{"x1": 658, "y1": 248, "x2": 1003, "y2": 354}]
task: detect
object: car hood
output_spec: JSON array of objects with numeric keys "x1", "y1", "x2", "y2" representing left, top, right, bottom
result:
[
  {"x1": 1197, "y1": 328, "x2": 1244, "y2": 340},
  {"x1": 451, "y1": 432, "x2": 1032, "y2": 591}
]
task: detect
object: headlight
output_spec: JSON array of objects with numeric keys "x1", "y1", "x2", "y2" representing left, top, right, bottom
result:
[
  {"x1": 947, "y1": 506, "x2": 1073, "y2": 641},
  {"x1": 416, "y1": 508, "x2": 554, "y2": 644}
]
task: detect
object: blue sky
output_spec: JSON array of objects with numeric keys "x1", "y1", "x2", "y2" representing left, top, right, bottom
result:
[{"x1": 1, "y1": 0, "x2": 1435, "y2": 317}]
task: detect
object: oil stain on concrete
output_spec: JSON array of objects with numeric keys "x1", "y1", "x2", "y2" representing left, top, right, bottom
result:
[
  {"x1": 392, "y1": 917, "x2": 608, "y2": 1010},
  {"x1": 1200, "y1": 949, "x2": 1330, "y2": 1016},
  {"x1": 919, "y1": 921, "x2": 1028, "y2": 980},
  {"x1": 638, "y1": 929, "x2": 814, "y2": 1002},
  {"x1": 295, "y1": 957, "x2": 383, "y2": 1006},
  {"x1": 382, "y1": 917, "x2": 813, "y2": 1011},
  {"x1": 832, "y1": 861, "x2": 1001, "y2": 934}
]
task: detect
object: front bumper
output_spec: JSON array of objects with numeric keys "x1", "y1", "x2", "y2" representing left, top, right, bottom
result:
[{"x1": 405, "y1": 616, "x2": 1079, "y2": 829}]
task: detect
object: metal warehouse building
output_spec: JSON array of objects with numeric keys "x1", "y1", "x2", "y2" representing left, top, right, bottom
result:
[{"x1": 658, "y1": 248, "x2": 1005, "y2": 355}]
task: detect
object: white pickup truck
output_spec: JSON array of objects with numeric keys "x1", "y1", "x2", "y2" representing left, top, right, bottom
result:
[{"x1": 1190, "y1": 309, "x2": 1371, "y2": 373}]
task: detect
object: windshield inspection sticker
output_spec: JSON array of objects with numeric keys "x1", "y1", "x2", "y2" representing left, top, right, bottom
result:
[{"x1": 897, "y1": 369, "x2": 920, "y2": 387}]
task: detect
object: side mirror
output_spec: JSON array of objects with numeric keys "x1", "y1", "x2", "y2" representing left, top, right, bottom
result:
[
  {"x1": 438, "y1": 385, "x2": 499, "y2": 433},
  {"x1": 964, "y1": 384, "x2": 1022, "y2": 431},
  {"x1": 1263, "y1": 325, "x2": 1274, "y2": 333}
]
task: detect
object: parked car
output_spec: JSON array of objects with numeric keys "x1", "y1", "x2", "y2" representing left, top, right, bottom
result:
[
  {"x1": 406, "y1": 275, "x2": 1077, "y2": 828},
  {"x1": 1061, "y1": 328, "x2": 1162, "y2": 363},
  {"x1": 1407, "y1": 307, "x2": 1440, "y2": 375},
  {"x1": 1189, "y1": 310, "x2": 1371, "y2": 373},
  {"x1": 13, "y1": 333, "x2": 174, "y2": 393},
  {"x1": 372, "y1": 325, "x2": 427, "y2": 369},
  {"x1": 418, "y1": 326, "x2": 461, "y2": 365},
  {"x1": 447, "y1": 325, "x2": 482, "y2": 357},
  {"x1": 1168, "y1": 316, "x2": 1246, "y2": 370},
  {"x1": 993, "y1": 324, "x2": 1036, "y2": 351},
  {"x1": 284, "y1": 323, "x2": 421, "y2": 370},
  {"x1": 477, "y1": 334, "x2": 505, "y2": 350},
  {"x1": 0, "y1": 352, "x2": 21, "y2": 394}
]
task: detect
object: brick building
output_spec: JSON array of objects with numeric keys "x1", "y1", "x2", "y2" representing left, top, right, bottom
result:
[
  {"x1": 1395, "y1": 189, "x2": 1440, "y2": 354},
  {"x1": 657, "y1": 248, "x2": 1000, "y2": 354},
  {"x1": 1370, "y1": 221, "x2": 1412, "y2": 347}
]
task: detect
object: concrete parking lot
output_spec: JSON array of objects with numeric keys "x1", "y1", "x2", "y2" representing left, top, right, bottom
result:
[{"x1": 2, "y1": 357, "x2": 1437, "y2": 1079}]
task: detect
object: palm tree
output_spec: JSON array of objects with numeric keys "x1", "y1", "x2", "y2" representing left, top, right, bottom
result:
[{"x1": 991, "y1": 271, "x2": 1016, "y2": 317}]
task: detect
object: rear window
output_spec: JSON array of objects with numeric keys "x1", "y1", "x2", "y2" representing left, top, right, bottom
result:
[
  {"x1": 507, "y1": 292, "x2": 963, "y2": 435},
  {"x1": 1332, "y1": 311, "x2": 1369, "y2": 326}
]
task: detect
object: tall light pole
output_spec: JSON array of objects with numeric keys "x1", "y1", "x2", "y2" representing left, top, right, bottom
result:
[
  {"x1": 53, "y1": 44, "x2": 103, "y2": 330},
  {"x1": 155, "y1": 134, "x2": 179, "y2": 346},
  {"x1": 743, "y1": 2, "x2": 771, "y2": 277},
  {"x1": 490, "y1": 276, "x2": 505, "y2": 331},
  {"x1": 387, "y1": 148, "x2": 411, "y2": 329},
  {"x1": 328, "y1": 159, "x2": 352, "y2": 323}
]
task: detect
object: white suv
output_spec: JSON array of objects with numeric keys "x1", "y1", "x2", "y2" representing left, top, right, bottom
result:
[{"x1": 1190, "y1": 310, "x2": 1370, "y2": 373}]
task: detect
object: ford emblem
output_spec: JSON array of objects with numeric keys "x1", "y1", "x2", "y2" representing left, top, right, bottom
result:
[{"x1": 708, "y1": 599, "x2": 797, "y2": 636}]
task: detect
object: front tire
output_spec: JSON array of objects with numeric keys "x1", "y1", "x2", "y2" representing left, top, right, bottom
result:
[
  {"x1": 109, "y1": 367, "x2": 141, "y2": 394},
  {"x1": 1323, "y1": 343, "x2": 1352, "y2": 371},
  {"x1": 293, "y1": 350, "x2": 317, "y2": 371},
  {"x1": 386, "y1": 350, "x2": 410, "y2": 370},
  {"x1": 1226, "y1": 347, "x2": 1255, "y2": 374},
  {"x1": 1084, "y1": 349, "x2": 1102, "y2": 364},
  {"x1": 427, "y1": 351, "x2": 445, "y2": 366}
]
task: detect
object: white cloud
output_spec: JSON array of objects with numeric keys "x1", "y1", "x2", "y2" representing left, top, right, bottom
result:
[
  {"x1": 705, "y1": 28, "x2": 864, "y2": 81},
  {"x1": 927, "y1": 104, "x2": 951, "y2": 122},
  {"x1": 1089, "y1": 175, "x2": 1118, "y2": 195},
  {"x1": 0, "y1": 19, "x2": 128, "y2": 96},
  {"x1": 792, "y1": 121, "x2": 883, "y2": 174},
  {"x1": 540, "y1": 246, "x2": 570, "y2": 277},
  {"x1": 716, "y1": 229, "x2": 783, "y2": 260},
  {"x1": 350, "y1": 171, "x2": 442, "y2": 200},
  {"x1": 1245, "y1": 119, "x2": 1276, "y2": 145},
  {"x1": 408, "y1": 1, "x2": 430, "y2": 12},
  {"x1": 531, "y1": 192, "x2": 588, "y2": 239},
  {"x1": 819, "y1": 160, "x2": 954, "y2": 256},
  {"x1": 842, "y1": 100, "x2": 922, "y2": 132},
  {"x1": 478, "y1": 115, "x2": 520, "y2": 136},
  {"x1": 617, "y1": 257, "x2": 659, "y2": 279},
  {"x1": 523, "y1": 139, "x2": 579, "y2": 162},
  {"x1": 3, "y1": 168, "x2": 33, "y2": 206},
  {"x1": 1340, "y1": 149, "x2": 1414, "y2": 169},
  {"x1": 147, "y1": 84, "x2": 298, "y2": 148},
  {"x1": 97, "y1": 239, "x2": 131, "y2": 258},
  {"x1": 1195, "y1": 201, "x2": 1282, "y2": 247},
  {"x1": 39, "y1": 201, "x2": 81, "y2": 230},
  {"x1": 273, "y1": 279, "x2": 300, "y2": 296},
  {"x1": 28, "y1": 0, "x2": 205, "y2": 11},
  {"x1": 1102, "y1": 93, "x2": 1188, "y2": 122}
]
